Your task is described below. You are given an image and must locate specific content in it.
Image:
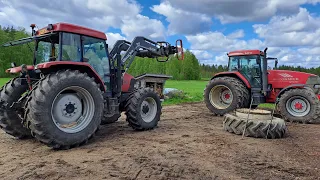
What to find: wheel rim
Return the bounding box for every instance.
[285,96,310,117]
[209,85,233,109]
[140,97,157,123]
[51,86,95,133]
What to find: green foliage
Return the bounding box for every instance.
[0,26,33,77]
[278,65,320,76]
[127,50,201,80]
[200,64,228,79]
[0,78,10,87]
[163,80,207,105]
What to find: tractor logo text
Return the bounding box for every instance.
[278,73,293,78]
[276,73,299,82]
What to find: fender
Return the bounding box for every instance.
[36,61,106,91]
[6,66,34,73]
[276,84,314,100]
[212,71,251,88]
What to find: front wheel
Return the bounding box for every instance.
[26,70,104,149]
[278,89,320,123]
[125,88,161,130]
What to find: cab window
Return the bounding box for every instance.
[82,36,110,83]
[61,33,81,61]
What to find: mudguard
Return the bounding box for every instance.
[212,71,251,88]
[36,61,106,91]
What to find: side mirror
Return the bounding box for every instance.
[176,39,184,60]
[275,60,278,69]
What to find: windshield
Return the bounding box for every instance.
[228,55,259,71]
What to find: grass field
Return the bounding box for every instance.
[0,78,10,87]
[163,80,207,105]
[0,78,274,108]
[163,80,274,108]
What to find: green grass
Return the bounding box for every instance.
[163,80,208,105]
[258,103,275,109]
[163,79,274,108]
[0,78,10,87]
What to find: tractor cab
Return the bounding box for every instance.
[228,50,264,89]
[227,49,279,105]
[3,23,111,88]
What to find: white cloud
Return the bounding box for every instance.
[186,30,264,52]
[105,33,126,48]
[253,8,320,47]
[151,1,212,34]
[227,30,245,39]
[0,0,166,42]
[186,30,265,65]
[165,0,320,24]
[120,14,166,41]
[0,0,142,31]
[298,47,320,55]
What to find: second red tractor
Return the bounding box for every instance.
[204,48,320,123]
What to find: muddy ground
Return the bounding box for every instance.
[0,102,319,180]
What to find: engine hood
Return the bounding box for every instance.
[268,70,320,89]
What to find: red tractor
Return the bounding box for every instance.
[204,48,320,123]
[0,23,183,149]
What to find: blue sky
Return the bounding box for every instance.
[1,0,320,67]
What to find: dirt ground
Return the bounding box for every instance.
[0,102,319,180]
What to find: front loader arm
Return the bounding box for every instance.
[109,36,182,71]
[108,36,183,97]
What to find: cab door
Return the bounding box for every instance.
[239,56,262,89]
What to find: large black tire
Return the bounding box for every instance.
[223,114,286,139]
[101,112,121,125]
[0,78,31,138]
[204,77,250,115]
[277,89,320,123]
[26,70,104,149]
[125,88,161,130]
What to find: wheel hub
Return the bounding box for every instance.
[142,104,150,114]
[140,97,157,123]
[294,102,303,110]
[209,85,233,109]
[51,86,95,133]
[286,96,310,117]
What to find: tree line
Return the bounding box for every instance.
[0,26,34,77]
[1,26,320,79]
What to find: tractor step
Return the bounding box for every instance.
[251,88,266,105]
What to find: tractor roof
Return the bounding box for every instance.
[228,50,263,57]
[36,22,107,40]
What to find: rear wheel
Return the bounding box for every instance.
[0,78,31,139]
[204,77,250,115]
[125,88,161,130]
[278,89,320,123]
[26,70,103,149]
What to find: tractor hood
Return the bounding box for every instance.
[268,70,320,89]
